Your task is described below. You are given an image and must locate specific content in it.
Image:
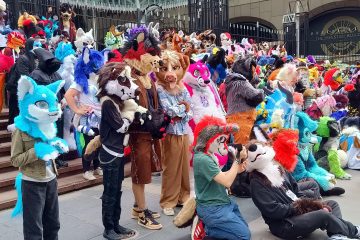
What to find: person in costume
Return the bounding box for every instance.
[192,116,250,240]
[226,57,264,145]
[6,38,36,132]
[347,72,360,117]
[155,50,192,216]
[110,24,165,230]
[64,47,104,180]
[247,141,360,240]
[30,47,68,168]
[11,76,68,240]
[96,62,138,240]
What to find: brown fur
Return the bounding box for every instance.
[293,198,326,215]
[84,135,101,157]
[197,29,217,49]
[173,197,196,228]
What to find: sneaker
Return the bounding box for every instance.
[138,209,162,230]
[94,167,103,176]
[328,234,356,240]
[163,208,175,216]
[83,171,96,180]
[191,215,206,240]
[103,229,123,240]
[132,207,160,219]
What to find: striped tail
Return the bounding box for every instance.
[11,173,23,217]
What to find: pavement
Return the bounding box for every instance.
[0,169,360,240]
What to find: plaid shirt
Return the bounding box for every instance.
[157,86,193,135]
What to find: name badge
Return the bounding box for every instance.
[286,190,299,201]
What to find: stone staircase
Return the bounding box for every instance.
[0,109,107,211]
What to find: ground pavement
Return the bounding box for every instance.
[1,169,359,240]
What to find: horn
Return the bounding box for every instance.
[263,87,274,96]
[277,82,293,104]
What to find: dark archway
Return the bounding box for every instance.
[229,16,279,43]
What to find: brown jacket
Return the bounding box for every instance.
[11,129,58,180]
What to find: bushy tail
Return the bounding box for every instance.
[12,173,23,217]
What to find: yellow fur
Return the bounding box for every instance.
[173,197,196,228]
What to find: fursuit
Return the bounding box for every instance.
[84,62,149,159]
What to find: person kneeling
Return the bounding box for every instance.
[192,116,251,240]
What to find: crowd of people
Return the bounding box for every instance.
[1,1,360,240]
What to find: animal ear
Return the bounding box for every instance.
[102,49,111,62]
[154,22,159,31]
[88,28,93,36]
[250,125,269,143]
[201,54,208,63]
[137,32,145,43]
[47,80,65,95]
[190,58,195,64]
[82,47,90,64]
[76,28,85,39]
[18,76,37,101]
[148,22,153,30]
[132,39,138,51]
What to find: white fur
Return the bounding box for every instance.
[27,104,62,124]
[252,126,268,143]
[42,151,59,162]
[123,134,129,147]
[117,118,130,133]
[74,28,94,53]
[18,76,35,101]
[0,0,6,11]
[38,122,57,140]
[121,99,148,124]
[247,144,285,187]
[50,139,69,153]
[183,72,225,124]
[105,68,139,100]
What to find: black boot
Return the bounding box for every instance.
[103,229,123,240]
[55,158,68,168]
[114,225,136,238]
[321,187,345,196]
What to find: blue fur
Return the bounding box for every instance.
[292,111,333,191]
[34,142,58,159]
[12,173,23,217]
[15,77,64,141]
[330,110,347,121]
[207,63,227,85]
[74,47,104,94]
[55,42,75,62]
[12,77,69,216]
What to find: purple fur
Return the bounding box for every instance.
[129,26,148,39]
[74,48,104,94]
[307,55,316,64]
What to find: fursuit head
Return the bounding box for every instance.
[183,54,225,126]
[74,47,104,95]
[247,139,333,216]
[12,76,69,217]
[119,24,162,89]
[84,62,149,159]
[74,28,95,53]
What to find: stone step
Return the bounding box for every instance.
[0,130,11,143]
[0,162,131,211]
[0,142,11,157]
[0,119,8,131]
[0,158,84,189]
[0,109,9,120]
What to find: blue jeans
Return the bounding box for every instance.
[196,200,251,240]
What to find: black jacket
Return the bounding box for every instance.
[249,170,307,232]
[30,48,62,85]
[6,38,36,93]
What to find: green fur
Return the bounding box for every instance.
[328,149,346,178]
[316,116,335,137]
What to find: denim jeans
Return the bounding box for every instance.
[196,200,251,240]
[99,148,125,231]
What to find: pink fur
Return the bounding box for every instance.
[188,60,211,83]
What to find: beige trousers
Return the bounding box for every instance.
[160,134,190,209]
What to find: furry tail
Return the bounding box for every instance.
[173,197,196,228]
[12,173,23,217]
[84,135,101,157]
